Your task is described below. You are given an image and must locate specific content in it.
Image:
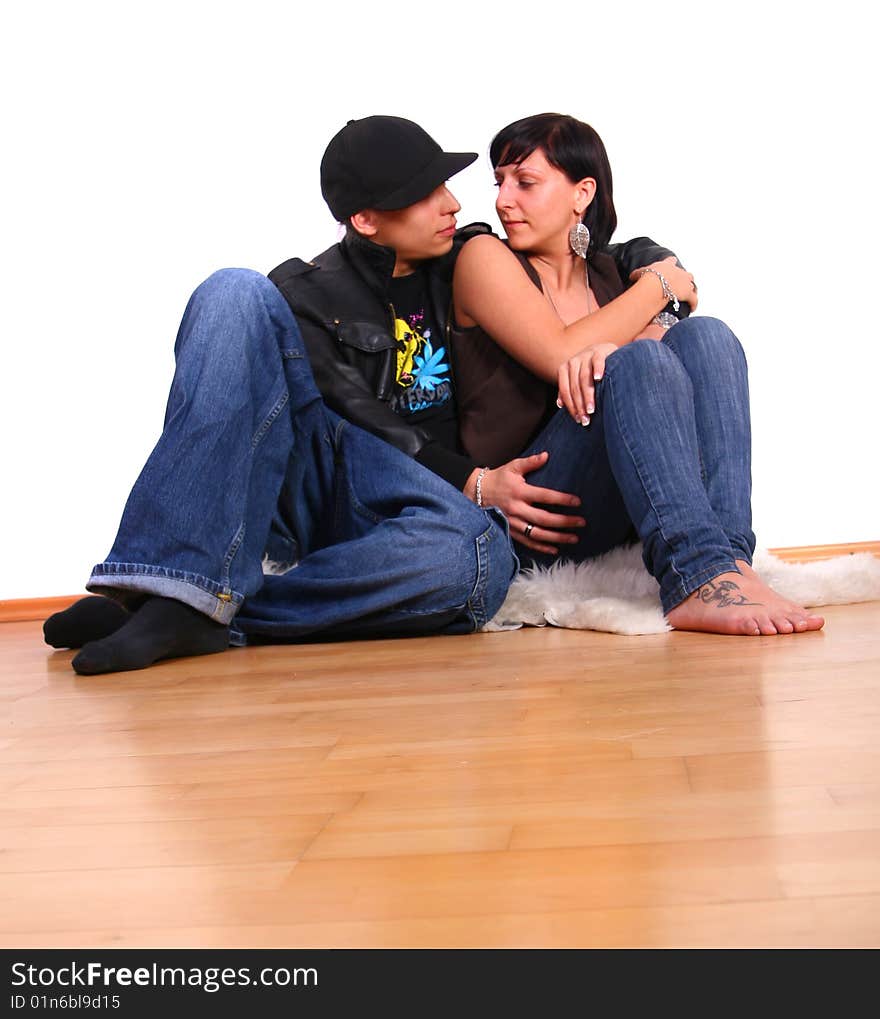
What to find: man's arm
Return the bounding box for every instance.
[606,236,691,320]
[606,236,681,274]
[298,312,477,489]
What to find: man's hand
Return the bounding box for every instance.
[467,452,585,555]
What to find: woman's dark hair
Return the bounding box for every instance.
[489,113,617,255]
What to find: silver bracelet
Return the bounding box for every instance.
[652,311,679,330]
[639,267,680,312]
[475,467,489,508]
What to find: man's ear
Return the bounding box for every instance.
[349,209,379,237]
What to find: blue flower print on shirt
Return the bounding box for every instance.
[412,338,450,392]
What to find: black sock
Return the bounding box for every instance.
[71,596,229,675]
[44,596,131,649]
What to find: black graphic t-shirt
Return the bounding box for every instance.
[387,270,458,452]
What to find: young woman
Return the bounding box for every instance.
[452,112,823,637]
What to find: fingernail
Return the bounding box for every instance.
[593,374,602,382]
[587,403,595,415]
[580,416,590,426]
[556,398,563,408]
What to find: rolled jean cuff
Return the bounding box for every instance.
[728,541,754,566]
[86,562,242,624]
[661,557,740,616]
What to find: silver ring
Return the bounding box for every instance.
[523,523,534,538]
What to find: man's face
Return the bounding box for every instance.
[366,184,461,276]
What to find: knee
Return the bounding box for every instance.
[192,268,279,312]
[606,336,685,381]
[179,268,297,362]
[666,316,746,368]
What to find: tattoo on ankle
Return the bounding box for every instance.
[695,579,761,608]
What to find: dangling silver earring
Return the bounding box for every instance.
[569,220,590,259]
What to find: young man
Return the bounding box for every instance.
[45,118,517,675]
[45,115,674,674]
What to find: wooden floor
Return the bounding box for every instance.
[2,602,879,948]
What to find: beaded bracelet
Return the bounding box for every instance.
[475,467,489,508]
[638,267,680,312]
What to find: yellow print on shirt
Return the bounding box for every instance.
[394,317,425,387]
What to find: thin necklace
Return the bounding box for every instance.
[541,260,592,322]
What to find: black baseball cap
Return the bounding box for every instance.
[320,116,477,221]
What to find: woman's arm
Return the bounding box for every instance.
[453,234,695,383]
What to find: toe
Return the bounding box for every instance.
[754,614,778,636]
[771,614,795,634]
[741,615,763,636]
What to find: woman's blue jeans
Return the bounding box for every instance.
[520,317,756,613]
[87,270,515,643]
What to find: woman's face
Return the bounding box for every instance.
[494,147,594,254]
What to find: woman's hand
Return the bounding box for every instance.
[556,342,617,425]
[632,256,699,311]
[468,453,585,555]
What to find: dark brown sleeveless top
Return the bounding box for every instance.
[451,248,625,467]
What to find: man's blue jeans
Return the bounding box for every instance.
[87,270,515,643]
[521,317,756,613]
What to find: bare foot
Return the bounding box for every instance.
[667,564,825,636]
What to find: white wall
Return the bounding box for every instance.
[3,0,877,599]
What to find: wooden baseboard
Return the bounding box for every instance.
[2,541,878,624]
[0,595,84,624]
[767,540,880,563]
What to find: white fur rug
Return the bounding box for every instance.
[484,545,880,635]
